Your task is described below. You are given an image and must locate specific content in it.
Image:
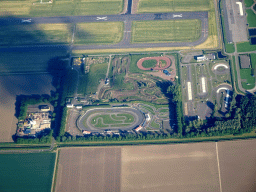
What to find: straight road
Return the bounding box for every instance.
[0,11,208,51]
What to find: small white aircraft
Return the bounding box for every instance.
[96,16,107,21]
[21,19,32,23]
[173,14,182,18]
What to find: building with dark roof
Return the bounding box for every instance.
[239,55,251,69]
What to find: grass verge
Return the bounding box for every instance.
[246,9,256,28]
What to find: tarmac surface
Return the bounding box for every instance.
[0,11,208,51]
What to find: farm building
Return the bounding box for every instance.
[239,55,251,69]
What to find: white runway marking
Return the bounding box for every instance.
[216,142,223,192]
[201,77,206,93]
[213,63,228,70]
[187,82,192,101]
[96,16,107,20]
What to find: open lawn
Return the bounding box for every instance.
[0,0,123,17]
[132,20,202,43]
[137,0,210,13]
[78,62,108,95]
[0,24,71,46]
[246,9,256,28]
[240,69,255,89]
[244,0,255,7]
[237,42,256,52]
[74,22,124,45]
[0,153,56,192]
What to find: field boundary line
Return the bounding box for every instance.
[216,142,223,192]
[51,149,59,192]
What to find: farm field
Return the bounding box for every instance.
[131,20,202,43]
[0,24,71,46]
[0,74,55,142]
[0,0,123,17]
[55,140,256,192]
[137,0,210,13]
[55,147,121,192]
[0,49,68,73]
[75,22,124,45]
[0,153,56,192]
[237,42,256,52]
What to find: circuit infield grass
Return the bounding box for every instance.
[0,0,123,17]
[142,59,157,68]
[0,153,56,192]
[0,24,71,46]
[131,20,202,43]
[75,22,124,45]
[90,113,135,128]
[137,0,210,13]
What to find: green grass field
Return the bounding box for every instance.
[137,0,210,13]
[78,62,108,95]
[237,42,256,52]
[0,24,71,46]
[0,0,123,17]
[132,20,201,43]
[244,0,255,7]
[0,153,56,192]
[142,59,157,68]
[246,9,256,27]
[150,120,161,129]
[240,69,255,89]
[74,22,124,45]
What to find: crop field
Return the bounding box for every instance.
[75,22,124,45]
[0,0,123,17]
[137,0,210,13]
[0,153,56,192]
[0,24,71,46]
[132,20,202,43]
[0,49,68,73]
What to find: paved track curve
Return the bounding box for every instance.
[0,11,208,51]
[78,107,145,132]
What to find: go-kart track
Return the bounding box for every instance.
[0,11,208,51]
[78,107,145,132]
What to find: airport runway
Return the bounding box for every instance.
[0,11,208,51]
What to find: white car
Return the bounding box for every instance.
[21,19,32,23]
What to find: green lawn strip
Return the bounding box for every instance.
[237,42,256,52]
[244,0,255,7]
[111,114,126,120]
[79,62,108,95]
[132,20,202,43]
[0,0,123,17]
[137,0,210,13]
[181,66,188,80]
[133,100,168,109]
[116,113,135,123]
[150,120,161,129]
[251,54,256,69]
[142,59,157,68]
[57,133,256,146]
[0,153,56,192]
[158,108,169,113]
[74,22,124,45]
[241,82,255,89]
[129,53,162,73]
[246,9,256,27]
[231,56,244,94]
[0,24,71,46]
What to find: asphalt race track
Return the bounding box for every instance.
[0,12,208,51]
[78,107,145,132]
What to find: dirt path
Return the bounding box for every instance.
[131,0,140,14]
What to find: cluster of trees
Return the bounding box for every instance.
[16,130,53,144]
[56,107,68,141]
